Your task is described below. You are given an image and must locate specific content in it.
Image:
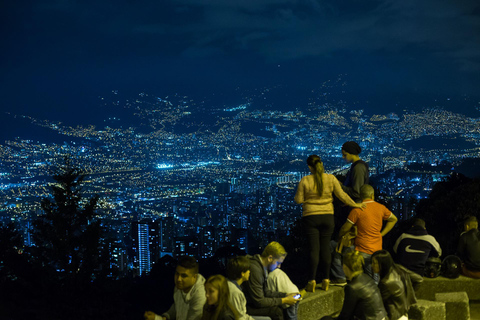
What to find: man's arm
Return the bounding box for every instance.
[342,163,367,201]
[245,265,283,308]
[186,286,206,320]
[160,303,176,320]
[381,213,397,237]
[339,221,354,239]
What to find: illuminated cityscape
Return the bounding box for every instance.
[1,83,479,277]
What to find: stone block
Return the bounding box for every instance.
[408,299,446,320]
[435,292,470,320]
[298,287,344,320]
[416,276,480,300]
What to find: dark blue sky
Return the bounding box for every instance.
[1,0,479,122]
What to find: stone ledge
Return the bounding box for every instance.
[409,299,446,320]
[298,287,344,320]
[435,292,470,320]
[416,275,480,300]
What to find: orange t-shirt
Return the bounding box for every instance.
[347,200,392,254]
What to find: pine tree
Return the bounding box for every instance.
[32,165,101,281]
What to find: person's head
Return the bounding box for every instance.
[261,241,287,272]
[306,155,325,195]
[464,216,478,232]
[371,250,395,279]
[204,274,229,306]
[226,256,251,283]
[341,141,361,163]
[175,256,199,293]
[342,251,364,280]
[412,218,426,229]
[360,184,374,200]
[203,274,237,320]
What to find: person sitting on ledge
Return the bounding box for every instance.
[393,218,442,276]
[321,251,387,320]
[226,255,263,320]
[144,256,206,320]
[457,216,480,279]
[202,274,239,320]
[243,241,300,320]
[372,250,422,320]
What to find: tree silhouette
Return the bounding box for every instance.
[32,165,101,282]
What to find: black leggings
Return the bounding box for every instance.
[302,214,334,281]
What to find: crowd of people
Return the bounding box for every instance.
[145,141,480,320]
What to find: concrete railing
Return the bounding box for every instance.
[298,275,480,320]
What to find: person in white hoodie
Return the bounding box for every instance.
[145,256,206,320]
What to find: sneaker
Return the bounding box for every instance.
[330,279,347,287]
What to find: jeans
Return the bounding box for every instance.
[284,302,299,320]
[330,242,378,284]
[329,240,354,281]
[359,251,379,284]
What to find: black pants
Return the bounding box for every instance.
[302,214,334,281]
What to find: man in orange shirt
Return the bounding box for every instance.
[337,184,397,282]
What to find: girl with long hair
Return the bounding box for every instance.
[202,275,239,320]
[371,250,422,320]
[295,155,365,292]
[321,251,387,320]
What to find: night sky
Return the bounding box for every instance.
[1,0,479,122]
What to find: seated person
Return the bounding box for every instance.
[144,256,206,320]
[372,250,423,320]
[267,268,304,320]
[243,241,300,320]
[226,256,257,320]
[202,274,238,320]
[457,216,480,278]
[393,218,442,276]
[321,251,387,320]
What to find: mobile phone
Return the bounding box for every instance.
[294,294,301,299]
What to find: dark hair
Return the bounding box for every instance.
[371,250,395,279]
[202,275,238,320]
[306,155,324,196]
[178,256,199,274]
[227,256,250,280]
[412,218,426,228]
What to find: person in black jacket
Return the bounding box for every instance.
[393,218,442,276]
[341,141,369,203]
[243,242,299,320]
[372,250,422,320]
[457,216,480,278]
[321,251,387,320]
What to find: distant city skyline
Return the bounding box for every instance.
[1,0,480,122]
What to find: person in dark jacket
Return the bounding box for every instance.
[457,216,480,278]
[341,141,369,203]
[372,250,422,320]
[393,218,442,276]
[321,251,387,320]
[243,242,299,320]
